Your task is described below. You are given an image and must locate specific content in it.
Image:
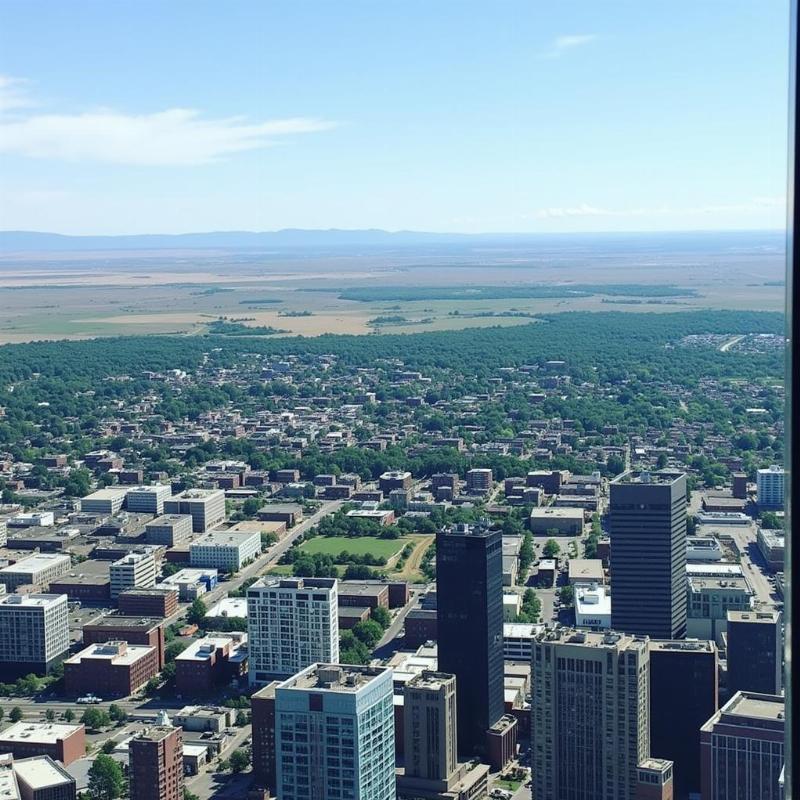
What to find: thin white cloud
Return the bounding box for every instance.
[0,75,36,113]
[541,34,597,59]
[534,197,786,220]
[535,203,612,219]
[0,75,337,166]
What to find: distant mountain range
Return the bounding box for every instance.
[0,227,783,252]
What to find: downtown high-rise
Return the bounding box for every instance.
[247,576,339,684]
[436,523,504,758]
[531,629,650,800]
[274,664,395,800]
[610,471,687,639]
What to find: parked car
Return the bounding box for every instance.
[76,695,102,704]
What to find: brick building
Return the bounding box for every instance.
[0,723,85,766]
[129,726,184,800]
[117,587,179,618]
[82,617,166,668]
[175,633,248,694]
[64,641,159,697]
[251,682,278,793]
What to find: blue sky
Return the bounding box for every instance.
[0,0,790,234]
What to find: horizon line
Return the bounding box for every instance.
[0,226,787,238]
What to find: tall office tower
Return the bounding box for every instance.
[756,465,784,508]
[251,681,279,794]
[610,471,688,639]
[404,671,458,782]
[634,759,674,800]
[648,640,718,799]
[726,609,782,696]
[531,629,650,800]
[275,664,395,800]
[0,594,70,677]
[436,523,504,757]
[700,692,784,800]
[247,577,339,685]
[129,726,184,800]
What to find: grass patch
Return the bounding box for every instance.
[265,564,294,576]
[495,778,523,792]
[299,535,409,560]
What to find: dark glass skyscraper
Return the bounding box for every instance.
[436,523,504,757]
[649,639,718,798]
[610,471,688,639]
[726,609,782,696]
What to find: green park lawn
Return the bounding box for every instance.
[299,535,409,560]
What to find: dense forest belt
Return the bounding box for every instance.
[335,284,700,302]
[0,310,782,385]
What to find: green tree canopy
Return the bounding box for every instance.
[87,754,126,800]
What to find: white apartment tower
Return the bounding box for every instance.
[275,664,396,800]
[0,593,70,675]
[756,465,785,508]
[247,577,339,685]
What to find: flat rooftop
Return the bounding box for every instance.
[0,594,65,610]
[687,563,743,577]
[147,514,192,526]
[82,488,128,500]
[503,623,542,638]
[0,764,18,799]
[0,722,82,745]
[407,671,453,691]
[725,692,785,722]
[205,597,247,617]
[338,583,387,597]
[192,532,258,545]
[65,641,154,666]
[575,585,612,615]
[0,553,70,571]
[118,587,175,597]
[133,726,177,743]
[50,574,109,586]
[13,757,73,790]
[612,470,685,485]
[281,664,390,693]
[649,639,716,654]
[688,575,751,592]
[172,489,224,500]
[530,506,584,518]
[84,615,161,630]
[251,576,336,591]
[536,628,643,651]
[727,610,780,624]
[176,636,245,662]
[175,705,229,718]
[569,559,604,581]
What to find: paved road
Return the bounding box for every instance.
[161,499,345,627]
[185,721,253,799]
[373,586,427,657]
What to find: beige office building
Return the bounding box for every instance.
[110,549,157,600]
[405,671,458,781]
[398,670,489,800]
[0,553,71,591]
[532,629,650,800]
[163,489,225,533]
